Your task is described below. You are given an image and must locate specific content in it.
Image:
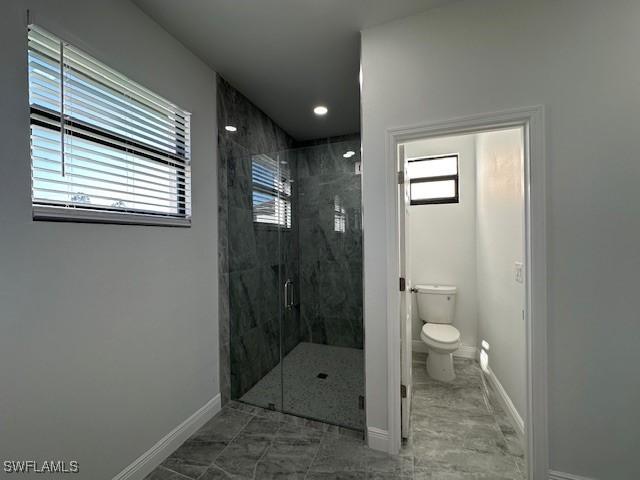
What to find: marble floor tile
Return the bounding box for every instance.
[309,434,367,473]
[143,466,192,480]
[306,472,366,480]
[363,446,414,477]
[213,415,283,477]
[144,358,525,480]
[408,358,525,480]
[366,472,412,480]
[197,465,236,480]
[161,407,254,478]
[252,423,324,479]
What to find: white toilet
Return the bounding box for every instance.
[415,284,460,382]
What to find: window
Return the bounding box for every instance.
[28,25,191,226]
[252,154,291,228]
[334,195,346,233]
[407,154,459,205]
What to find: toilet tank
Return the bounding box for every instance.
[415,285,457,324]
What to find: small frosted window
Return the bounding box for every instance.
[407,154,458,205]
[407,156,457,179]
[411,180,456,201]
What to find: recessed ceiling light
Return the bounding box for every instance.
[225,125,237,132]
[343,151,355,158]
[313,105,328,116]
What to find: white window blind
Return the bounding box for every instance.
[252,154,291,228]
[28,25,192,225]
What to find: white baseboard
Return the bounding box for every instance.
[549,470,597,480]
[367,427,391,453]
[412,340,477,359]
[484,366,524,438]
[113,394,221,480]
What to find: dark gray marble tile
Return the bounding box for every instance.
[197,465,236,480]
[253,423,323,479]
[407,359,525,479]
[224,400,261,415]
[413,469,522,480]
[412,384,487,413]
[363,447,413,477]
[306,472,365,480]
[160,407,253,478]
[144,466,191,480]
[213,415,283,477]
[309,435,367,473]
[325,425,365,440]
[412,446,521,475]
[366,473,412,480]
[219,340,230,406]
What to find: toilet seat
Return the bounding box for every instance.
[421,323,460,345]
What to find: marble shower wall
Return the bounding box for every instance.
[218,74,363,405]
[295,136,364,349]
[217,76,297,403]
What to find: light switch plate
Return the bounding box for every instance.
[514,262,524,284]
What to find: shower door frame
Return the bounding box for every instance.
[382,106,548,480]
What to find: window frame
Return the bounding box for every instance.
[408,154,459,206]
[28,25,191,227]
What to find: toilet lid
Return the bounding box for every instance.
[422,324,460,344]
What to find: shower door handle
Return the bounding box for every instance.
[284,279,294,310]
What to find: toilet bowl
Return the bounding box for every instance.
[415,284,460,382]
[421,323,460,382]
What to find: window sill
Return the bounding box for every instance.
[32,205,191,227]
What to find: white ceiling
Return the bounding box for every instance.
[132,0,453,140]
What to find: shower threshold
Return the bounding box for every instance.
[239,342,365,431]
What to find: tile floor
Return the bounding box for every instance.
[405,353,526,479]
[240,342,365,431]
[146,354,525,480]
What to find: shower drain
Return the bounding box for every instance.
[316,373,328,379]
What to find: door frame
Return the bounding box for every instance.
[384,106,548,480]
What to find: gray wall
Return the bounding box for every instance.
[476,129,526,420]
[0,0,219,479]
[361,0,640,477]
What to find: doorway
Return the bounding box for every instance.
[401,127,526,479]
[385,107,548,480]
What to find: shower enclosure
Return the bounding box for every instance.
[225,138,364,431]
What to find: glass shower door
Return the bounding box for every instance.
[229,138,364,432]
[280,140,365,431]
[228,146,283,412]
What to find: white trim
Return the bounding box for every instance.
[549,471,598,480]
[485,366,525,438]
[411,340,477,359]
[112,394,221,480]
[366,427,391,452]
[383,106,548,480]
[33,205,191,227]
